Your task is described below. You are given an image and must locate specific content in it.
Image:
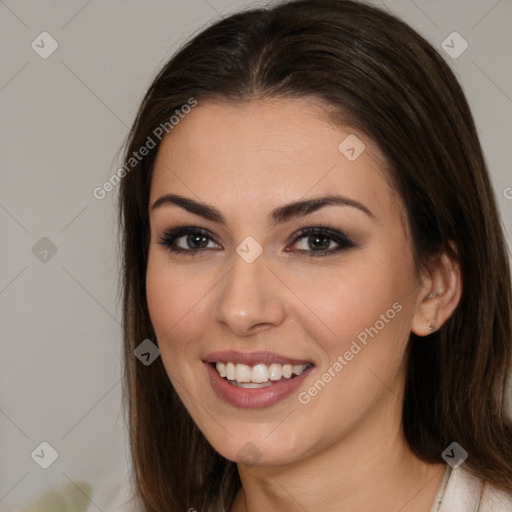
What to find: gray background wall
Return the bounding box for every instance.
[1,0,511,510]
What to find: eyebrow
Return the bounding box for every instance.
[150,193,375,225]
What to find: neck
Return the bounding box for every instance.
[231,391,445,512]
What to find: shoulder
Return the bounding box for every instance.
[481,479,512,512]
[439,466,512,512]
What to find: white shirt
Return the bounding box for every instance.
[429,465,512,511]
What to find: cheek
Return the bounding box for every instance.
[145,255,203,352]
[291,275,412,439]
[299,259,413,357]
[145,258,202,411]
[146,257,177,338]
[145,252,223,382]
[293,252,417,425]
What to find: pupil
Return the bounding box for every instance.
[188,234,208,248]
[309,235,329,250]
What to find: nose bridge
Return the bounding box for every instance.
[214,249,285,335]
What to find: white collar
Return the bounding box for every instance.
[431,465,512,512]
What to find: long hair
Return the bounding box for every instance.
[116,1,512,510]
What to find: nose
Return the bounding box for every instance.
[214,252,286,336]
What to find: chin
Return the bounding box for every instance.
[201,422,310,467]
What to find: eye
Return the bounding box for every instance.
[158,227,220,256]
[287,227,355,257]
[158,225,355,258]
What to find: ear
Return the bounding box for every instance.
[411,242,462,337]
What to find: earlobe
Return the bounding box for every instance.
[411,245,462,337]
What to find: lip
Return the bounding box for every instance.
[203,350,313,367]
[204,360,314,409]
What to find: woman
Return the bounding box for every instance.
[117,0,512,510]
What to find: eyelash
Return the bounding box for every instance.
[157,225,356,258]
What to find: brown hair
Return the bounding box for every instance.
[116,0,512,510]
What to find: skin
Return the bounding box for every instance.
[146,98,462,512]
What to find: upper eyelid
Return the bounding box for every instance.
[159,225,345,240]
[159,227,220,246]
[158,225,354,251]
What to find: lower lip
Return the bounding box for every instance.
[204,362,314,409]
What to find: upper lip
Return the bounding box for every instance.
[203,350,313,367]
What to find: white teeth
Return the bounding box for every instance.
[235,364,251,382]
[251,363,269,383]
[232,381,273,388]
[216,362,226,378]
[292,364,303,375]
[215,361,310,384]
[282,364,292,378]
[269,363,282,381]
[226,362,236,381]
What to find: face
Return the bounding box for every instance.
[146,98,423,467]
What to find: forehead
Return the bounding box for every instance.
[149,98,400,223]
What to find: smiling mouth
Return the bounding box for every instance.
[212,361,313,388]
